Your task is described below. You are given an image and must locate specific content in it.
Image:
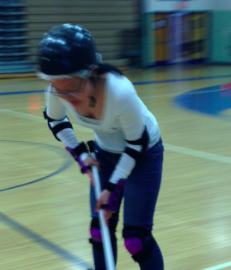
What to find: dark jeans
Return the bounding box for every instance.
[90,138,164,231]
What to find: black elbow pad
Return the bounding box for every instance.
[43,109,73,141]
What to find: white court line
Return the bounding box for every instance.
[0,109,93,133]
[2,109,231,165]
[3,109,231,270]
[164,143,231,164]
[201,261,231,270]
[1,109,44,122]
[0,107,29,112]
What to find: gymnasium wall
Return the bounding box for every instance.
[141,1,213,67]
[213,0,231,10]
[209,0,231,64]
[142,12,210,67]
[24,0,141,67]
[141,0,231,66]
[210,10,231,64]
[210,0,231,64]
[142,0,214,13]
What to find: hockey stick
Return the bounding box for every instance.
[87,141,115,270]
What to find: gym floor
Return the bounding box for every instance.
[0,64,231,270]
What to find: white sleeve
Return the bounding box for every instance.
[108,85,148,185]
[45,85,79,148]
[46,84,67,119]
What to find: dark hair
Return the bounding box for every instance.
[95,63,123,76]
[89,63,123,87]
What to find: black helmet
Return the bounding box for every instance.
[37,24,99,78]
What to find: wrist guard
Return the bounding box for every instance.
[105,179,126,212]
[66,142,90,174]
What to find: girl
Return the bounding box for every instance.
[37,24,164,270]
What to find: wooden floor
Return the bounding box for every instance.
[0,65,231,270]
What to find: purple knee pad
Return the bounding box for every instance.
[124,237,143,255]
[90,228,102,243]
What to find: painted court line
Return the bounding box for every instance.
[0,107,28,111]
[2,101,231,269]
[0,73,230,97]
[0,109,93,133]
[2,109,231,165]
[0,140,73,192]
[0,212,92,269]
[201,261,231,270]
[164,144,231,165]
[141,87,221,99]
[1,109,45,122]
[132,74,231,85]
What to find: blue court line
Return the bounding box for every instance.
[132,74,231,85]
[0,90,44,95]
[0,74,231,96]
[0,140,73,192]
[0,140,92,268]
[0,211,92,269]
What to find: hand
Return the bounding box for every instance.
[96,189,114,226]
[83,155,100,186]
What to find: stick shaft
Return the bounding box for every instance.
[91,156,115,270]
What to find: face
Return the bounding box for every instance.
[51,77,92,107]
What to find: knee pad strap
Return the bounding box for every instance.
[123,225,156,263]
[132,236,155,263]
[89,218,117,249]
[89,218,103,250]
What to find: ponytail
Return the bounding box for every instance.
[95,63,123,76]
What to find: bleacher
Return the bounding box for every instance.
[0,0,141,76]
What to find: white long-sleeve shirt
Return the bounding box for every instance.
[45,72,161,185]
